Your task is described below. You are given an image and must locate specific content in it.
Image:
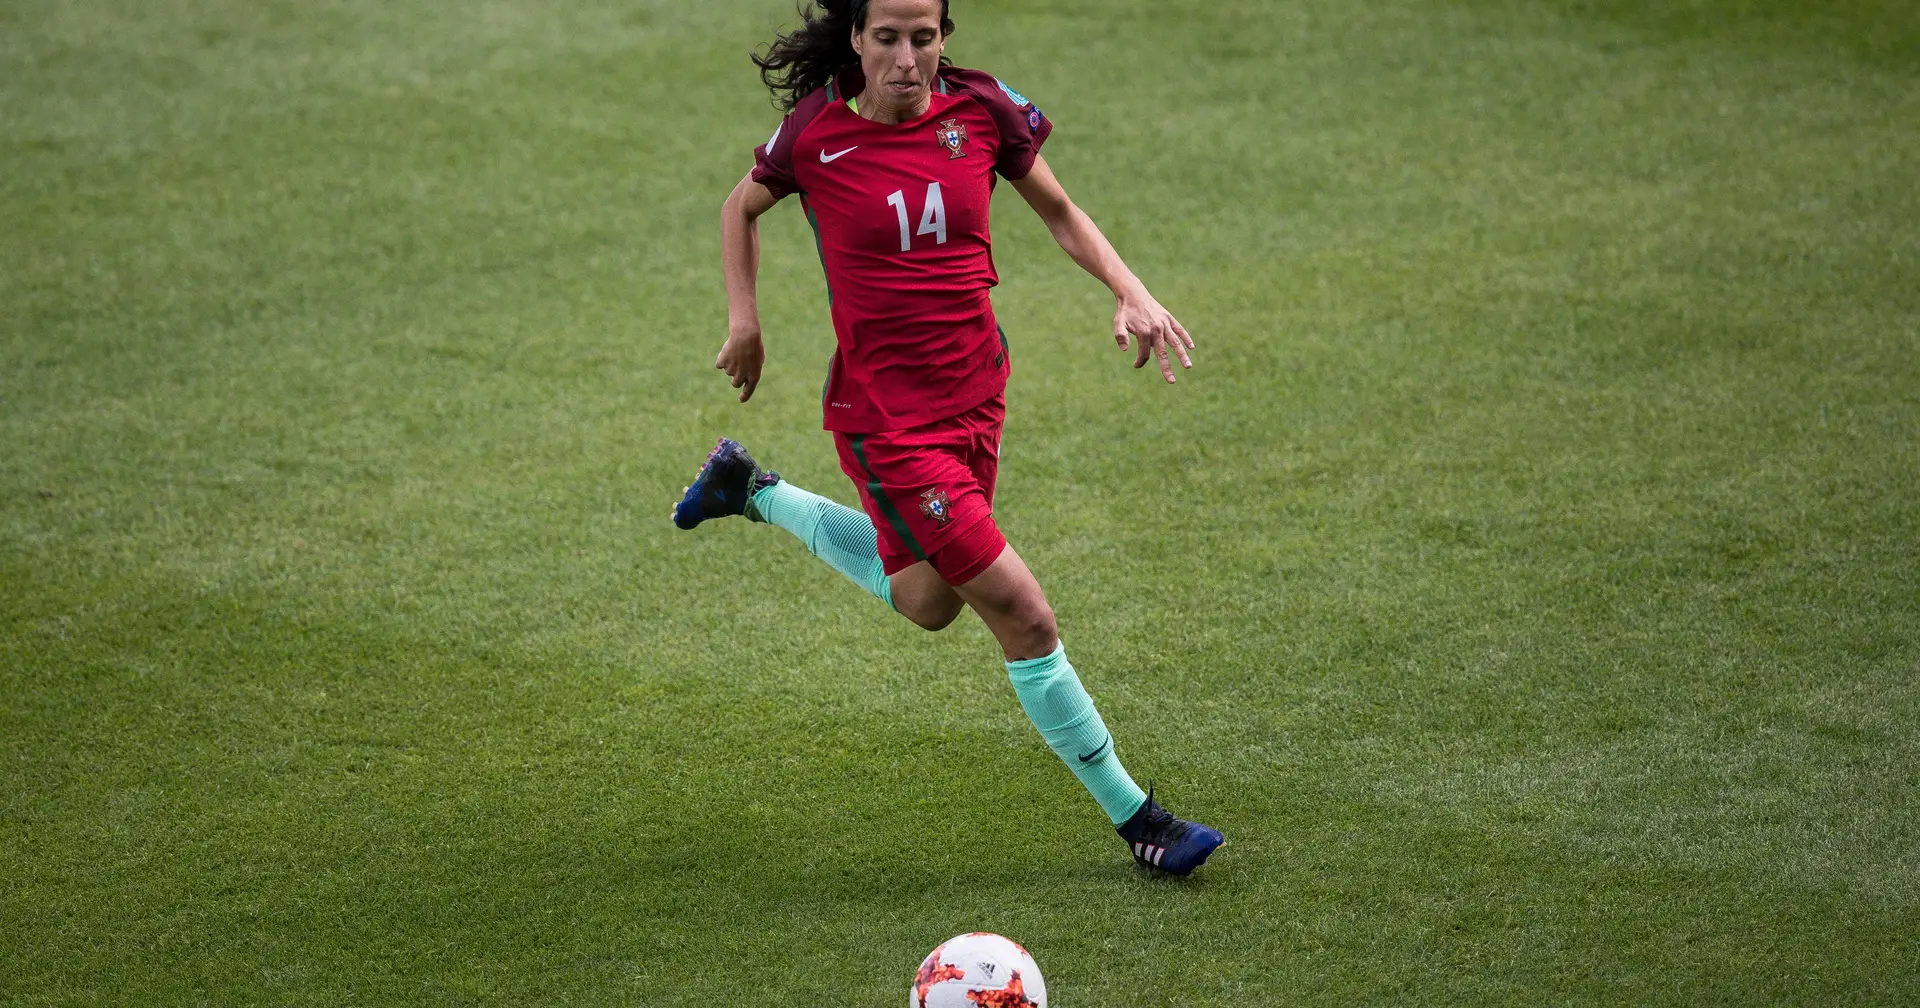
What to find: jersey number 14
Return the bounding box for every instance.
[886,183,948,252]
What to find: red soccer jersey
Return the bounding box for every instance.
[753,65,1053,433]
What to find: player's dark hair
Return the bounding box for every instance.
[754,0,955,111]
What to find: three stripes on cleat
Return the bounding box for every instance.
[1131,842,1167,868]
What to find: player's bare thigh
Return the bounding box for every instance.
[951,546,1058,662]
[895,546,1056,662]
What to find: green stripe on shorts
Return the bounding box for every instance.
[849,435,927,562]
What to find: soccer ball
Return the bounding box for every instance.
[910,932,1047,1008]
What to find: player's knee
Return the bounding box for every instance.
[1013,603,1057,654]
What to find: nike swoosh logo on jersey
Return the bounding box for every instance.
[1077,736,1112,763]
[819,146,859,163]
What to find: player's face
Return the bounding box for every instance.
[852,0,946,113]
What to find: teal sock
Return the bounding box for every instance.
[750,480,893,607]
[1006,644,1148,825]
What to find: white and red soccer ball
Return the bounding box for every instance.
[911,933,1047,1008]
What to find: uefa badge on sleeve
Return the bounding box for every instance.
[919,487,955,527]
[936,118,969,159]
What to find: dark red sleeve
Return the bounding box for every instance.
[751,89,833,199]
[940,67,1053,180]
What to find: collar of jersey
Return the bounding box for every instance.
[834,90,954,129]
[828,66,955,126]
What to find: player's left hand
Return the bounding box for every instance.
[1114,292,1195,384]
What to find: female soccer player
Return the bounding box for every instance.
[675,0,1223,875]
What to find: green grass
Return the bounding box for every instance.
[4,0,1916,1003]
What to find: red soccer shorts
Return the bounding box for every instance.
[833,395,1009,586]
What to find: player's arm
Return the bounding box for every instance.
[718,173,782,403]
[1010,155,1194,384]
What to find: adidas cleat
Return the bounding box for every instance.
[671,438,778,530]
[1116,785,1224,876]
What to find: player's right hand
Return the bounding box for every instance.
[715,326,765,403]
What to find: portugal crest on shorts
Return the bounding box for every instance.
[935,118,968,159]
[919,487,955,527]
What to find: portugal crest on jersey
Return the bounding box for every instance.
[936,118,969,159]
[919,487,955,527]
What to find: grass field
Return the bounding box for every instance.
[4,0,1918,1003]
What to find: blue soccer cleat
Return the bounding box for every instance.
[1116,785,1224,876]
[672,438,778,530]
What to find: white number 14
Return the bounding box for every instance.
[887,183,947,252]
